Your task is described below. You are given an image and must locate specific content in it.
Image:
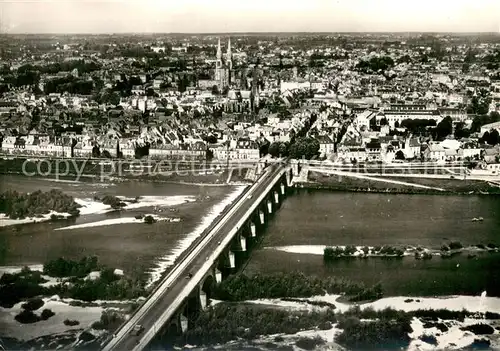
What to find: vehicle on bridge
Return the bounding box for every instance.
[186,272,193,279]
[130,324,144,336]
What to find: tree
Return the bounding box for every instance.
[461,62,470,73]
[395,150,405,160]
[268,142,281,158]
[206,149,214,161]
[471,115,490,133]
[211,85,219,95]
[471,112,500,133]
[434,117,453,140]
[259,141,270,157]
[178,75,190,93]
[487,130,500,145]
[356,56,395,74]
[92,145,101,158]
[278,142,289,157]
[401,119,436,135]
[106,91,121,106]
[471,89,492,116]
[480,131,490,144]
[289,138,320,160]
[454,122,470,139]
[490,111,500,123]
[206,135,217,144]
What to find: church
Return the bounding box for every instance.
[215,38,232,91]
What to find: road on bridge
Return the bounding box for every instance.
[102,163,286,351]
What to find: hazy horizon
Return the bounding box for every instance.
[1,0,499,34]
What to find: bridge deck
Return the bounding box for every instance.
[102,164,287,351]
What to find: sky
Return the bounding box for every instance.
[0,0,499,34]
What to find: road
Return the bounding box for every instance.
[103,163,286,351]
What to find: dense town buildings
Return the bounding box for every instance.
[0,33,499,169]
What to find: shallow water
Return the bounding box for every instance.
[0,175,236,278]
[245,189,500,297]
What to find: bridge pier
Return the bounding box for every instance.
[274,191,279,204]
[259,210,265,224]
[199,291,207,310]
[228,251,235,269]
[215,268,222,283]
[267,200,273,214]
[250,222,256,237]
[280,183,285,195]
[180,314,188,334]
[240,236,247,251]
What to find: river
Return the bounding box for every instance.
[0,174,241,285]
[245,189,500,297]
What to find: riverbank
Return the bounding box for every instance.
[0,157,255,184]
[5,293,500,351]
[300,171,500,195]
[0,259,142,350]
[160,294,500,351]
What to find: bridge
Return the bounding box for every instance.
[101,161,294,351]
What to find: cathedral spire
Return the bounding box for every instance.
[216,38,222,61]
[226,38,232,70]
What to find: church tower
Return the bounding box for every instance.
[214,37,232,91]
[251,66,260,114]
[216,38,222,68]
[226,38,232,70]
[226,38,232,87]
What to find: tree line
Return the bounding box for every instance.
[212,271,383,303]
[0,189,81,220]
[0,256,146,308]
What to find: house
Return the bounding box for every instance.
[423,143,446,162]
[317,135,335,157]
[214,138,260,160]
[338,146,367,163]
[483,147,500,163]
[131,85,146,95]
[355,110,379,131]
[438,108,467,122]
[365,139,382,161]
[445,149,459,161]
[458,147,481,160]
[153,79,163,89]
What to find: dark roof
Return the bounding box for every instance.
[366,140,382,149]
[0,101,17,108]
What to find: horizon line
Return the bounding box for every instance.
[2,30,500,36]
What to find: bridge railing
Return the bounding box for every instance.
[100,166,272,349]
